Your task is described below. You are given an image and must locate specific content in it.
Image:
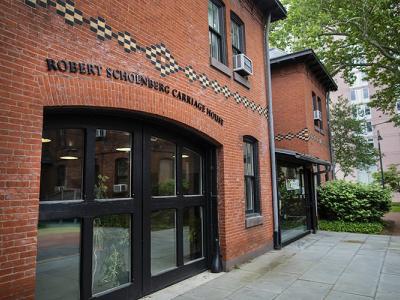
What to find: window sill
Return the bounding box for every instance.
[245,214,263,228]
[314,127,325,135]
[210,57,232,78]
[233,72,250,89]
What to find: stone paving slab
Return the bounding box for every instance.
[142,231,400,300]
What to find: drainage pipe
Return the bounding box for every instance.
[264,13,281,249]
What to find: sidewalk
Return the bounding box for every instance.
[143,231,400,300]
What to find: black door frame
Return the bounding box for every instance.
[38,108,217,300]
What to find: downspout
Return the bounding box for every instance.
[326,91,334,179]
[264,13,281,249]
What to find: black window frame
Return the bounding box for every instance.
[230,12,245,57]
[243,136,260,216]
[208,0,227,65]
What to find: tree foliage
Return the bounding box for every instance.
[330,97,378,176]
[372,164,400,192]
[270,0,400,125]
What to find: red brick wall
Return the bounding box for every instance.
[0,0,273,298]
[271,62,331,161]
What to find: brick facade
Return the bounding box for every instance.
[0,0,281,298]
[271,62,331,162]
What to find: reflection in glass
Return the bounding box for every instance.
[277,164,308,242]
[92,214,131,295]
[40,129,84,201]
[151,210,176,275]
[150,137,176,196]
[244,142,255,212]
[182,148,202,195]
[36,219,80,300]
[183,207,203,263]
[95,130,131,199]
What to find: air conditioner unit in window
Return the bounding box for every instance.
[113,184,128,193]
[313,110,322,120]
[233,54,253,76]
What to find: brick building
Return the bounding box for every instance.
[270,48,337,244]
[0,0,286,299]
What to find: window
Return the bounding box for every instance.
[208,0,226,64]
[397,101,400,113]
[231,13,244,57]
[350,89,356,101]
[365,105,371,117]
[243,137,259,215]
[363,87,369,99]
[312,93,323,131]
[366,121,373,133]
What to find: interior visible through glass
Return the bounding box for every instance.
[35,219,80,300]
[182,148,202,195]
[92,214,131,295]
[183,207,203,263]
[151,209,176,275]
[150,137,176,196]
[40,129,84,201]
[277,164,308,242]
[95,130,131,199]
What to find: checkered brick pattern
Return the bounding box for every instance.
[25,0,50,8]
[275,128,310,142]
[242,97,250,108]
[256,105,264,115]
[221,86,230,98]
[55,0,83,26]
[233,92,242,104]
[117,31,138,53]
[90,17,112,40]
[145,44,180,77]
[210,80,221,94]
[184,66,197,82]
[197,74,210,88]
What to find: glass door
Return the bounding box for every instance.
[277,163,309,243]
[142,130,208,294]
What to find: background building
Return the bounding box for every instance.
[331,70,400,200]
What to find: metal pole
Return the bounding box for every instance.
[264,14,281,249]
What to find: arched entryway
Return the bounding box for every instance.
[36,108,217,300]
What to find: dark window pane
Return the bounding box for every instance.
[183,207,203,263]
[40,129,84,201]
[231,19,242,53]
[243,142,254,176]
[182,148,202,195]
[151,209,176,275]
[36,219,80,300]
[208,1,220,33]
[92,214,131,295]
[95,130,131,199]
[210,32,221,62]
[151,137,176,196]
[245,176,255,211]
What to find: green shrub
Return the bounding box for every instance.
[318,180,391,222]
[319,220,384,234]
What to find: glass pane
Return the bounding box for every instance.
[243,142,254,176]
[363,87,369,99]
[210,32,221,62]
[245,176,254,211]
[182,148,202,195]
[208,1,213,28]
[36,219,80,300]
[151,209,176,275]
[183,207,203,263]
[151,137,176,196]
[231,21,240,50]
[212,2,220,33]
[95,130,131,199]
[92,214,131,295]
[40,129,84,201]
[277,165,308,242]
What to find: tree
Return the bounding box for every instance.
[270,0,400,125]
[372,164,400,192]
[330,97,378,177]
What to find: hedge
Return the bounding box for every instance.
[318,180,391,222]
